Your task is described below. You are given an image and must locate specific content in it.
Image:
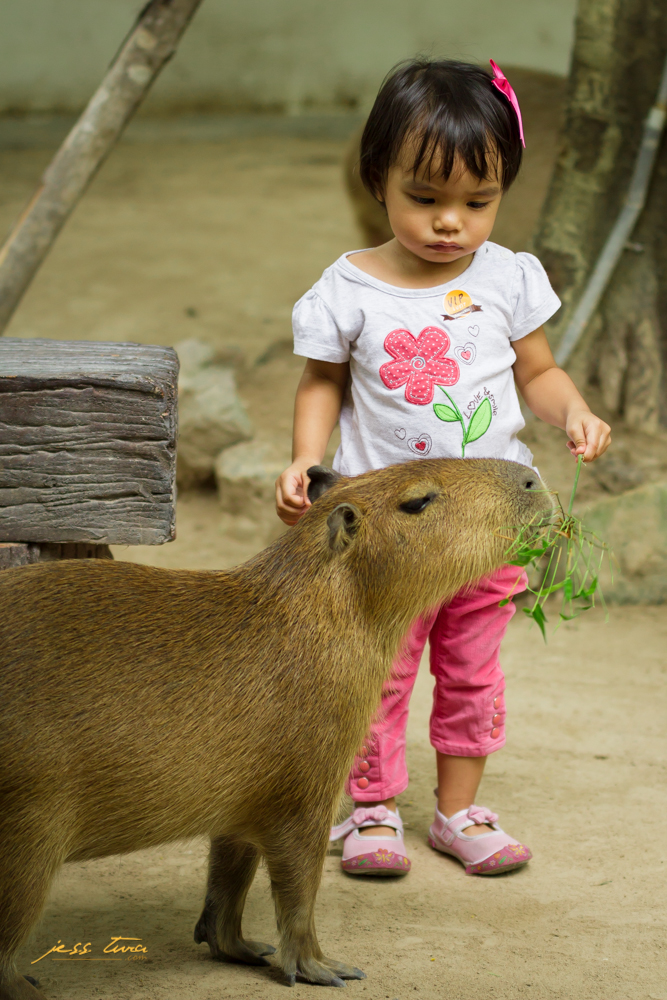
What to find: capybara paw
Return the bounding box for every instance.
[217,938,275,966]
[0,974,47,1000]
[322,958,366,980]
[291,956,349,987]
[245,939,276,957]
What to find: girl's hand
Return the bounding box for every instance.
[275,460,314,526]
[565,409,611,462]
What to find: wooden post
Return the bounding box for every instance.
[0,0,204,335]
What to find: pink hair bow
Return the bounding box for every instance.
[489,59,525,148]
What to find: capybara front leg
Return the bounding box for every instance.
[194,835,276,966]
[264,830,365,987]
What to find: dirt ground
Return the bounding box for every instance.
[2,72,667,999]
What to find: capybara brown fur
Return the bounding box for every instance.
[0,458,549,997]
[343,127,393,248]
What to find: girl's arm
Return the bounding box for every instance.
[275,358,349,525]
[513,327,611,462]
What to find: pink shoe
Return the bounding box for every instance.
[330,805,411,876]
[428,804,532,875]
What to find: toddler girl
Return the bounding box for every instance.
[275,59,610,877]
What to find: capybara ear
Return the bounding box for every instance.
[327,503,361,552]
[307,465,342,503]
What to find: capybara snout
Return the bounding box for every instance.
[0,457,547,998]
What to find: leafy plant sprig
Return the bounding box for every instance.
[500,455,611,640]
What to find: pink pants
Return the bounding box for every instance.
[347,565,527,802]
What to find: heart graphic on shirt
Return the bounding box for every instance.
[394,427,406,440]
[468,324,480,337]
[408,433,432,456]
[455,342,477,365]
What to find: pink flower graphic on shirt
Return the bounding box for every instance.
[379,326,460,405]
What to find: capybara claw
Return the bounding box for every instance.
[342,967,365,980]
[217,938,275,966]
[249,939,276,956]
[294,957,350,987]
[286,973,296,987]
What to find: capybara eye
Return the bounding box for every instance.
[399,493,437,514]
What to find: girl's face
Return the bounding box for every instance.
[381,147,503,265]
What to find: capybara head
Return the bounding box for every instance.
[301,458,550,625]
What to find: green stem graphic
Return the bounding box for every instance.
[439,389,467,457]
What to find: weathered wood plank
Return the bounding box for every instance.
[0,338,178,545]
[0,542,37,569]
[0,541,112,569]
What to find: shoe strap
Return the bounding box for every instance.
[330,805,403,841]
[440,805,500,844]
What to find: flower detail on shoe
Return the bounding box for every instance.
[342,849,411,874]
[428,803,532,876]
[466,843,532,875]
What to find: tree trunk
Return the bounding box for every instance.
[533,0,667,433]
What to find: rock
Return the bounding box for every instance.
[215,441,290,520]
[582,481,667,603]
[174,337,217,379]
[175,339,253,489]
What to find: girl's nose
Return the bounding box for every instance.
[433,211,462,234]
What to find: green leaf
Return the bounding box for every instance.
[433,403,460,422]
[498,597,511,607]
[523,603,548,641]
[505,544,550,567]
[574,578,598,599]
[464,397,492,444]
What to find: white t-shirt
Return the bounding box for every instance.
[292,241,560,476]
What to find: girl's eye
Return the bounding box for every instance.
[468,201,490,209]
[411,196,435,205]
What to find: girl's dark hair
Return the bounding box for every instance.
[359,58,523,199]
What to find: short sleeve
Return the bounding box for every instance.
[509,252,561,341]
[292,289,352,363]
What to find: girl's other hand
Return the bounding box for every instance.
[565,409,611,462]
[275,460,314,526]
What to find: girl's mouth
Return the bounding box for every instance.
[427,242,463,252]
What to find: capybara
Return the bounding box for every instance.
[0,458,549,997]
[343,127,393,248]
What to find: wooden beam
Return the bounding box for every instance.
[0,0,204,335]
[0,338,178,545]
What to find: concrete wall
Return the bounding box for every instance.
[0,0,577,115]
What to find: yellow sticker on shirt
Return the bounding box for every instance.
[442,290,482,321]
